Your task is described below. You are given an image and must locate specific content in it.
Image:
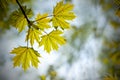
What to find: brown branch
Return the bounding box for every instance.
[16,0,32,47]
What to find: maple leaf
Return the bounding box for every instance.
[11,46,41,71]
[9,6,33,32]
[39,30,66,53]
[52,0,76,29]
[26,28,41,46]
[35,13,50,30]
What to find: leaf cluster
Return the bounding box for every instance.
[9,0,75,70]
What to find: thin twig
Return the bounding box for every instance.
[16,0,31,47]
[27,27,31,48]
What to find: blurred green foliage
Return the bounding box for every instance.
[69,21,95,50]
[39,65,64,80]
[103,74,118,80]
[100,39,120,78]
[99,0,120,79]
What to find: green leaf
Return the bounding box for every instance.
[9,6,33,32]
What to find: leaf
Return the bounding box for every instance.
[26,28,41,46]
[114,0,120,5]
[103,75,118,80]
[11,46,41,71]
[9,6,33,32]
[52,0,76,29]
[110,20,120,29]
[49,71,57,77]
[40,75,46,80]
[111,52,120,65]
[35,13,50,30]
[116,9,120,17]
[39,30,66,53]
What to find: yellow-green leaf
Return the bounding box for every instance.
[114,0,120,5]
[49,71,57,77]
[40,75,46,80]
[103,75,118,80]
[52,1,76,29]
[26,28,41,46]
[9,6,33,32]
[111,52,120,65]
[116,9,120,17]
[39,30,66,53]
[11,46,41,71]
[110,20,120,29]
[36,13,50,30]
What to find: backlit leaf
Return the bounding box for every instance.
[35,13,50,30]
[9,6,33,32]
[52,0,76,29]
[11,46,41,71]
[26,28,41,46]
[39,30,66,53]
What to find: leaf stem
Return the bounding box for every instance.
[32,15,53,23]
[16,0,31,26]
[27,27,31,48]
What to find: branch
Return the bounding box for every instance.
[16,0,30,24]
[16,0,32,47]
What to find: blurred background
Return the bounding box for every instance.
[0,0,120,80]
